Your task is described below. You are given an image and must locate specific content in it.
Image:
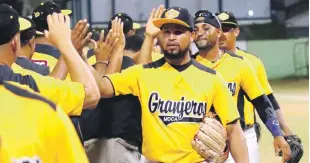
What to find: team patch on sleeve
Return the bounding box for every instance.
[31,60,48,66]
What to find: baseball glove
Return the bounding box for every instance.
[279,135,303,163]
[192,115,229,163]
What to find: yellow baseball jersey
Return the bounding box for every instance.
[32,44,59,71]
[194,52,264,128]
[235,49,273,124]
[87,55,97,65]
[107,58,239,163]
[6,64,85,116]
[32,45,95,81]
[0,81,88,163]
[236,48,273,94]
[151,52,164,62]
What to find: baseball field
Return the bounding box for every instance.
[258,78,308,163]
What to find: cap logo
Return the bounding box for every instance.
[165,9,180,19]
[118,13,122,16]
[196,17,205,22]
[218,13,229,21]
[34,12,40,18]
[40,3,44,5]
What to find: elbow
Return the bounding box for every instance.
[227,122,246,141]
[83,86,100,109]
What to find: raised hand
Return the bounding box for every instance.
[44,13,72,48]
[71,19,92,54]
[111,17,125,50]
[145,5,165,38]
[95,29,118,62]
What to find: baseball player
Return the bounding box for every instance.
[0,80,88,163]
[91,7,248,162]
[0,4,99,114]
[216,11,294,137]
[191,10,291,162]
[31,1,73,70]
[135,8,291,162]
[13,16,50,75]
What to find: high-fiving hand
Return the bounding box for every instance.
[145,5,165,38]
[71,19,92,54]
[95,17,125,62]
[44,13,72,48]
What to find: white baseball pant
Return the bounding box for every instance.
[225,127,260,163]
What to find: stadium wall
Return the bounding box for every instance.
[245,38,309,79]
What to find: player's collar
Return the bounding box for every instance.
[168,59,193,72]
[194,51,228,69]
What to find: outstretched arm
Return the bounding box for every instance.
[136,5,165,64]
[44,13,100,109]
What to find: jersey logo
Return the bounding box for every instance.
[12,156,42,163]
[227,82,236,96]
[148,92,206,125]
[31,60,48,66]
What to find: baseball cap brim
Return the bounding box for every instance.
[153,18,190,29]
[61,9,72,15]
[19,17,32,31]
[222,22,238,26]
[133,23,141,29]
[36,31,44,35]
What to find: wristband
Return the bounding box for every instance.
[266,117,283,137]
[96,61,109,66]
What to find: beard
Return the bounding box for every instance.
[195,39,216,51]
[162,44,190,60]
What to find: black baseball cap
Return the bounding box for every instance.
[108,13,141,34]
[0,4,31,45]
[194,10,226,41]
[20,16,36,42]
[216,11,238,27]
[153,7,194,31]
[32,1,72,35]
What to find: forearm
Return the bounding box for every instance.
[106,48,124,75]
[227,122,249,163]
[49,55,68,80]
[266,93,292,134]
[251,95,283,137]
[58,43,100,108]
[88,64,113,98]
[136,35,154,64]
[95,63,107,77]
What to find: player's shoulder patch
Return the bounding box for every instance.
[191,52,200,59]
[192,59,216,75]
[1,80,56,110]
[143,57,166,69]
[225,50,243,60]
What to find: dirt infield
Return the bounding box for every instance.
[258,79,308,163]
